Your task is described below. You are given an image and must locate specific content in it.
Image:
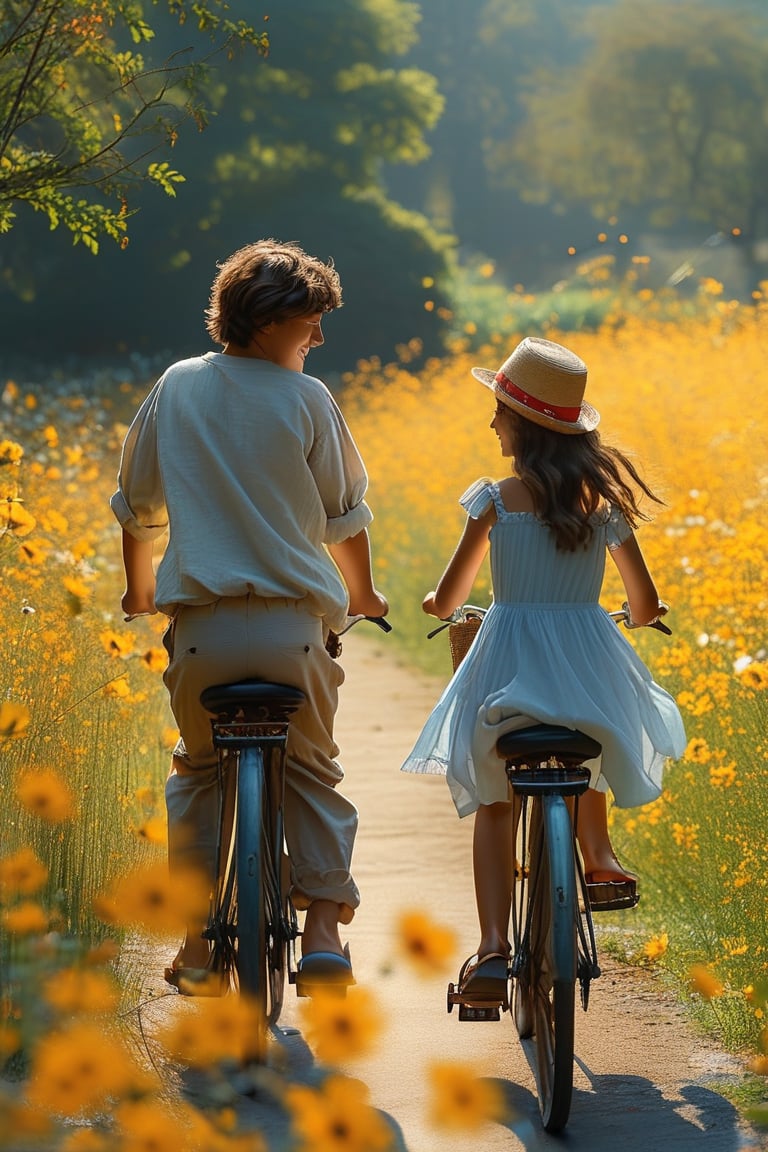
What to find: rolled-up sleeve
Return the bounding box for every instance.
[309,392,373,545]
[110,381,169,542]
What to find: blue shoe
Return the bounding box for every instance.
[295,945,354,997]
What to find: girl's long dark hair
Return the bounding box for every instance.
[508,410,662,551]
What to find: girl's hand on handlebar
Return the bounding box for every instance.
[422,591,439,617]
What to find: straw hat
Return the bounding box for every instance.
[472,336,599,434]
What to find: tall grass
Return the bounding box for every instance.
[0,380,172,1027]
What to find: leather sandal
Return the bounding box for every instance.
[584,872,639,912]
[295,942,355,998]
[456,952,509,999]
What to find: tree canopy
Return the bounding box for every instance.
[0,0,453,371]
[503,1,768,239]
[0,0,268,253]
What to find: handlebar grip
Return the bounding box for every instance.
[367,616,392,633]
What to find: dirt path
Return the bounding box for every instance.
[141,633,764,1151]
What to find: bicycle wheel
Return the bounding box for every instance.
[527,794,578,1133]
[261,746,293,1024]
[234,745,269,1054]
[511,797,534,1040]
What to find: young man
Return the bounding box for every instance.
[112,239,388,991]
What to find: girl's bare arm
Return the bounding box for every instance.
[423,510,493,619]
[609,533,663,625]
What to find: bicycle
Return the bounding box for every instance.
[441,602,670,1132]
[192,613,391,1063]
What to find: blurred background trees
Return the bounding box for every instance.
[1,0,767,376]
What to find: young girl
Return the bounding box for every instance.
[401,336,686,997]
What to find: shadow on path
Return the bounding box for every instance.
[491,1068,759,1151]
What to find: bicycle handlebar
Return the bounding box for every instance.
[428,601,672,638]
[608,603,672,635]
[337,614,392,636]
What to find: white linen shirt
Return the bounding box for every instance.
[110,352,373,631]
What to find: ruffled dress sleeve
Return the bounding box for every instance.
[605,504,634,551]
[460,478,495,519]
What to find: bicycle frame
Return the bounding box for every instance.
[506,755,600,1133]
[436,599,670,1132]
[198,615,391,1062]
[201,681,304,1061]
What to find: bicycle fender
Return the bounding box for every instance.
[541,794,578,982]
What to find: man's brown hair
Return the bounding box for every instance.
[205,239,342,347]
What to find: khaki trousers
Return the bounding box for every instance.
[163,595,359,913]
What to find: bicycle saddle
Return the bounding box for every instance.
[201,680,305,720]
[497,725,602,765]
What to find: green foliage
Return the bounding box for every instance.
[505,1,768,236]
[444,257,617,348]
[0,0,267,253]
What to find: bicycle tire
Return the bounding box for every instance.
[528,794,578,1133]
[511,798,534,1040]
[261,746,292,1024]
[234,744,269,1058]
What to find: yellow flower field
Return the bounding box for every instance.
[1,287,767,1144]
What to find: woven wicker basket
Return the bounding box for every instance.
[448,616,482,671]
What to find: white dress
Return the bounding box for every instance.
[401,479,687,818]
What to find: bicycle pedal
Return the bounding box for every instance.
[458,1003,501,1022]
[447,982,506,1019]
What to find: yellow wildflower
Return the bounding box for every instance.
[671,822,700,855]
[0,700,30,740]
[0,1092,51,1141]
[94,859,209,936]
[643,932,669,961]
[2,901,48,935]
[427,1059,507,1130]
[0,1024,21,1059]
[134,814,167,846]
[2,497,36,536]
[103,676,130,699]
[27,1022,146,1117]
[688,964,724,1001]
[16,768,75,822]
[300,986,384,1063]
[43,968,120,1016]
[141,646,167,672]
[114,1099,193,1152]
[99,629,134,658]
[709,762,737,788]
[396,909,458,977]
[0,439,24,463]
[63,574,91,600]
[683,737,711,764]
[18,538,47,563]
[738,661,768,691]
[0,845,48,894]
[158,993,263,1068]
[284,1074,394,1152]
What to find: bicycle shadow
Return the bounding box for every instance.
[176,1023,410,1152]
[489,1063,757,1150]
